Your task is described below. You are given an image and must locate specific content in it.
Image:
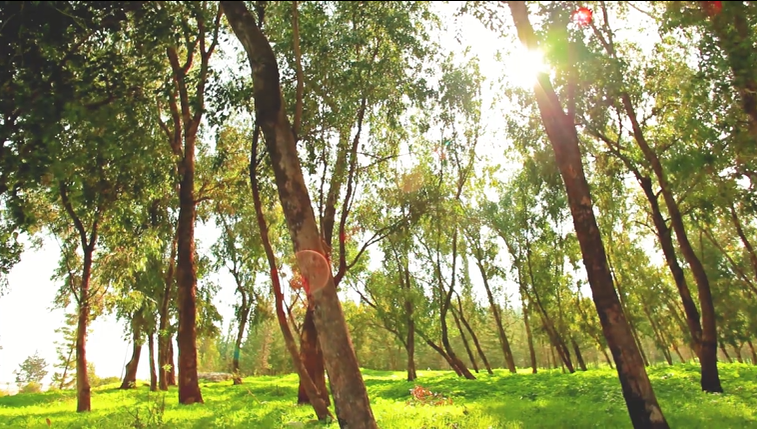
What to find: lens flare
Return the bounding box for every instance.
[295,249,331,294]
[571,7,593,26]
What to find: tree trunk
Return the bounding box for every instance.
[506,3,668,427]
[601,348,614,369]
[521,291,537,374]
[642,302,673,366]
[175,138,202,404]
[148,332,158,392]
[638,176,703,356]
[75,248,94,412]
[250,125,332,422]
[672,342,685,363]
[406,329,417,381]
[420,334,461,376]
[223,5,377,426]
[451,308,478,373]
[732,343,743,363]
[158,234,177,391]
[120,328,143,389]
[571,337,587,371]
[747,340,757,365]
[621,91,722,392]
[297,307,329,405]
[232,290,251,385]
[456,295,493,374]
[60,345,74,390]
[720,344,733,363]
[477,260,516,373]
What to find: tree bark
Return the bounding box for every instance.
[148,332,158,392]
[720,344,733,363]
[506,3,668,427]
[232,287,251,385]
[422,336,461,376]
[297,307,329,405]
[166,339,176,386]
[120,327,143,389]
[406,319,416,381]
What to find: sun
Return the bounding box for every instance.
[505,47,549,89]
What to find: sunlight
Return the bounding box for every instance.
[506,48,549,89]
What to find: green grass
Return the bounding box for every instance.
[1,363,755,428]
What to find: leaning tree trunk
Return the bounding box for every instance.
[250,125,332,421]
[456,296,493,374]
[120,325,143,389]
[571,337,588,371]
[232,290,251,385]
[747,340,757,365]
[223,6,378,424]
[148,332,158,391]
[506,3,668,427]
[478,259,516,373]
[520,288,537,374]
[451,308,479,373]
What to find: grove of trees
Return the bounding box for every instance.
[1,1,756,428]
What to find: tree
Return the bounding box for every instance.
[14,352,48,388]
[221,2,377,427]
[501,2,669,427]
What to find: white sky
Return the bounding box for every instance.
[0,2,663,389]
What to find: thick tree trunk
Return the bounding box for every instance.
[158,235,177,391]
[521,291,537,374]
[571,337,587,371]
[175,140,202,404]
[223,5,377,426]
[75,248,94,412]
[506,3,668,427]
[478,261,516,373]
[120,329,143,389]
[297,307,329,405]
[148,332,157,391]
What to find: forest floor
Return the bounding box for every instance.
[0,363,755,428]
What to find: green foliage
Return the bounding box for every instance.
[13,352,48,387]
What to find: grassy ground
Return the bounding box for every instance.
[1,363,755,428]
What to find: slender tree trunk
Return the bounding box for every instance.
[232,291,251,385]
[148,332,158,392]
[249,126,332,421]
[601,348,614,369]
[120,328,143,389]
[672,342,685,363]
[406,325,416,381]
[60,345,74,390]
[421,334,461,376]
[720,344,733,363]
[456,295,493,374]
[571,337,587,371]
[159,234,177,391]
[75,248,94,412]
[747,340,757,365]
[730,204,757,282]
[521,291,537,374]
[637,177,703,356]
[620,89,722,393]
[223,6,377,426]
[506,3,668,427]
[297,307,329,405]
[451,308,478,373]
[477,261,516,373]
[642,302,673,366]
[732,343,743,363]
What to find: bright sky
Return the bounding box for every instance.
[0,2,662,391]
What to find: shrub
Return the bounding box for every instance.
[20,382,42,394]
